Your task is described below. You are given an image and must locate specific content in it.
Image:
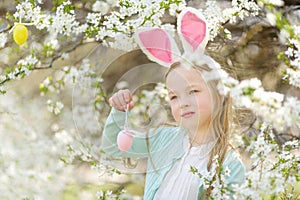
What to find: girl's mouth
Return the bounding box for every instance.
[181,112,195,118]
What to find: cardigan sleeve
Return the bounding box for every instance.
[101,108,154,158]
[223,151,246,198]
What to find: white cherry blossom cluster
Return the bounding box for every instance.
[235,164,288,199]
[96,189,127,200]
[14,0,87,38]
[47,99,64,115]
[63,58,100,86]
[246,123,278,165]
[0,92,74,200]
[90,0,186,51]
[234,124,300,199]
[39,59,100,96]
[190,155,232,200]
[40,58,106,156]
[218,69,300,131]
[39,75,63,95]
[4,0,262,94]
[50,1,88,37]
[283,39,300,88]
[11,0,186,51]
[17,54,41,69]
[93,0,260,49]
[13,0,42,23]
[92,1,109,14]
[5,55,40,81]
[201,0,260,40]
[139,82,169,112]
[259,0,300,89]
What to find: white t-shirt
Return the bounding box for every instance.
[154,136,215,200]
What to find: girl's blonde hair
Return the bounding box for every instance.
[165,61,232,198]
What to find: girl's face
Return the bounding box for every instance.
[166,65,214,133]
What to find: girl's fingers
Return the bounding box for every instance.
[108,96,113,106]
[109,89,134,111]
[109,92,123,110]
[117,92,126,110]
[128,100,134,110]
[110,96,122,111]
[123,89,132,104]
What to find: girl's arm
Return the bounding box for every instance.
[101,89,150,157]
[101,107,151,158]
[101,89,179,160]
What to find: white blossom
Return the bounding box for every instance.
[169,2,186,16]
[279,28,290,43]
[61,53,69,60]
[92,1,110,14]
[17,55,41,68]
[54,130,74,144]
[223,0,260,24]
[96,191,104,198]
[286,67,300,88]
[285,47,294,57]
[108,34,136,51]
[0,33,8,48]
[0,75,6,82]
[86,13,102,26]
[224,166,231,177]
[50,123,60,132]
[47,100,64,115]
[283,39,300,88]
[191,155,232,199]
[266,12,277,26]
[218,67,300,131]
[262,0,284,7]
[293,25,300,36]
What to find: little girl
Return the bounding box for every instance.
[101,7,245,200]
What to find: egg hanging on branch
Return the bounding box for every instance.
[13,23,28,45]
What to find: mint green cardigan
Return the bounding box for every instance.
[101,108,245,200]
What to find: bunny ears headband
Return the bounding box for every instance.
[135,7,220,72]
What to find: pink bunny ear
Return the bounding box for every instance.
[177,7,209,54]
[135,28,180,67]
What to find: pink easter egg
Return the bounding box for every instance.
[117,129,133,152]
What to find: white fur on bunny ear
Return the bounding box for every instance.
[135,28,180,67]
[177,7,209,55]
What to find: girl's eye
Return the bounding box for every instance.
[170,96,177,100]
[190,90,199,94]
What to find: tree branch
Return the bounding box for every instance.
[0,39,99,86]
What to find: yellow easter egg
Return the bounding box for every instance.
[13,24,28,45]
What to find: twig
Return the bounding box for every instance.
[41,39,84,69]
[0,26,10,34]
[276,133,300,141]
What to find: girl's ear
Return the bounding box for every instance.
[177,7,208,55]
[135,28,180,67]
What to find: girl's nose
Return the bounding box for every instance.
[179,98,190,108]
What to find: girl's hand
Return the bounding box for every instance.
[109,89,134,111]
